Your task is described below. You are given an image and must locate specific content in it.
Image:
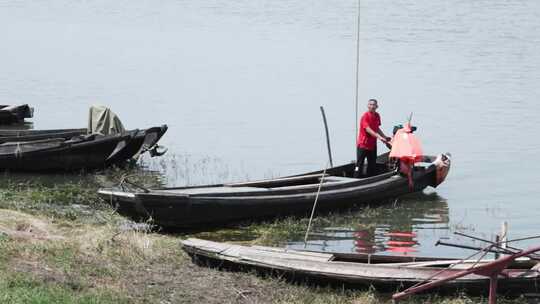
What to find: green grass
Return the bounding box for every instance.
[0,274,129,304]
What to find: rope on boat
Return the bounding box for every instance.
[118,174,150,193]
[303,162,329,248]
[15,142,22,158]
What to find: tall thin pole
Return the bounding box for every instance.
[320,106,333,167]
[354,0,361,151]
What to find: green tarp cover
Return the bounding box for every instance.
[88,105,125,135]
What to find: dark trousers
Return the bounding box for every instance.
[355,147,377,177]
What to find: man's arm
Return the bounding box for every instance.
[376,128,391,142]
[365,126,389,143]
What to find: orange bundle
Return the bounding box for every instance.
[389,123,423,162]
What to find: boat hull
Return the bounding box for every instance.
[0,134,131,171]
[0,104,33,124]
[0,125,168,170]
[99,155,448,229]
[182,238,540,294]
[105,125,168,165]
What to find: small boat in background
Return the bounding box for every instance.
[182,238,540,294]
[98,152,451,229]
[0,104,34,124]
[0,106,168,171]
[0,128,88,141]
[0,133,130,171]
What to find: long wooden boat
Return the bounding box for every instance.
[182,238,540,294]
[98,153,451,229]
[0,104,33,124]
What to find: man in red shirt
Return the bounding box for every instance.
[355,99,391,177]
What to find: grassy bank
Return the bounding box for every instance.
[0,171,527,303]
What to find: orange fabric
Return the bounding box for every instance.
[389,123,423,162]
[386,232,417,238]
[387,241,417,246]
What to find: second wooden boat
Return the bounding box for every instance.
[182,238,540,294]
[98,153,451,229]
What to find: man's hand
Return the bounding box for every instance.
[379,136,392,149]
[379,135,390,143]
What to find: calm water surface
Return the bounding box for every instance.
[1,0,539,257]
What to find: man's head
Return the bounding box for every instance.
[367,99,378,113]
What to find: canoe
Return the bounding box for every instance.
[0,104,33,124]
[182,238,540,294]
[0,133,130,171]
[98,153,451,229]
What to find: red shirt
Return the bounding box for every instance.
[357,111,381,150]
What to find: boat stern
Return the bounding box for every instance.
[428,153,451,187]
[97,188,140,214]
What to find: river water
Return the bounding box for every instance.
[1,0,539,257]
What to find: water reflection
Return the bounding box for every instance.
[288,192,450,257]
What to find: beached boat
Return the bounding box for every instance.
[0,125,166,149]
[0,126,167,171]
[0,128,88,142]
[98,153,451,229]
[0,104,34,124]
[0,133,130,171]
[104,125,168,166]
[0,105,168,170]
[182,238,540,294]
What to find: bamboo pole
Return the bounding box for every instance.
[320,106,333,167]
[354,0,361,154]
[303,163,328,248]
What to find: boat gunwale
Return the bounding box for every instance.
[131,168,424,199]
